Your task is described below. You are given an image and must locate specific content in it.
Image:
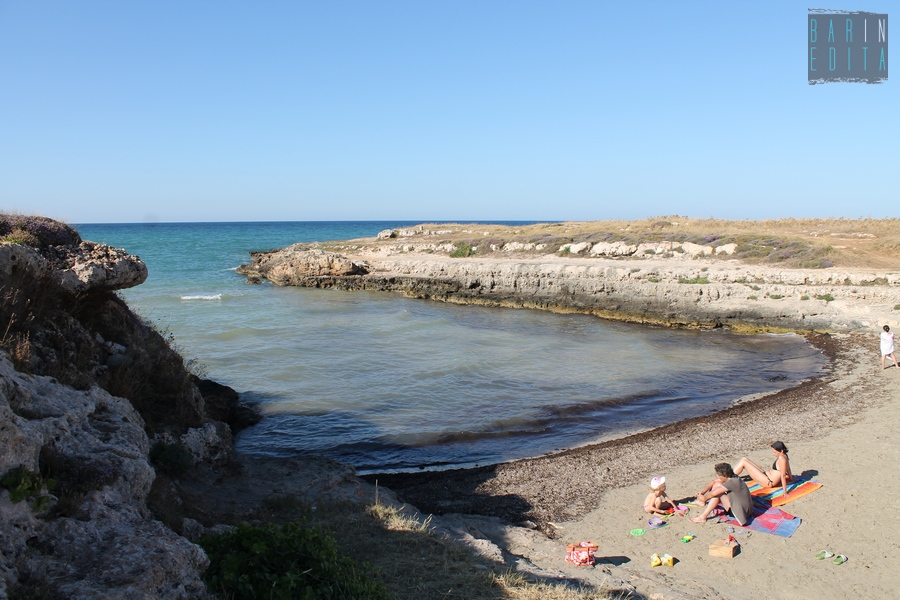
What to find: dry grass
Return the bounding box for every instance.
[328,217,900,269]
[253,493,618,600]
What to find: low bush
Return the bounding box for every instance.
[678,277,709,284]
[860,278,889,286]
[0,214,81,247]
[149,441,193,477]
[1,466,54,512]
[201,521,390,600]
[768,294,783,299]
[801,295,810,301]
[449,242,475,258]
[39,446,119,517]
[816,294,835,303]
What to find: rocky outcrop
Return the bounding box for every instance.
[0,241,148,295]
[237,246,368,285]
[0,354,209,598]
[1,226,261,597]
[239,248,900,332]
[0,237,218,430]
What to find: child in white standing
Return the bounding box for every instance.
[882,325,899,370]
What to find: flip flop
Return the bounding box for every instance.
[815,550,834,560]
[833,554,848,565]
[630,528,646,536]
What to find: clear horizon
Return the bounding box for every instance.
[2,1,897,224]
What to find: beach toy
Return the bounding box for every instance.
[648,517,666,529]
[650,553,662,567]
[630,528,646,536]
[681,534,695,543]
[661,553,674,567]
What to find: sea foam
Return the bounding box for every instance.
[180,293,222,301]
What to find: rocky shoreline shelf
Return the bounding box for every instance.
[237,245,899,333]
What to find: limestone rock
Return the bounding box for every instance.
[237,247,368,285]
[0,355,208,598]
[179,422,233,466]
[560,242,592,254]
[44,241,148,293]
[590,241,638,256]
[238,252,899,331]
[502,242,536,252]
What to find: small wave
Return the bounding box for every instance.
[180,294,223,301]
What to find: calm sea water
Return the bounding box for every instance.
[75,222,827,474]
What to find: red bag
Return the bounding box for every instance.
[565,541,598,566]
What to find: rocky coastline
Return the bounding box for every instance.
[3,218,898,598]
[237,245,899,333]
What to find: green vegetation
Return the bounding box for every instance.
[678,277,709,284]
[1,466,55,512]
[748,295,758,300]
[201,521,390,600]
[816,294,835,303]
[801,295,810,301]
[768,294,783,300]
[450,242,475,258]
[894,304,900,310]
[647,276,660,283]
[748,285,761,291]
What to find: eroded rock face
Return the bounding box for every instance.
[237,246,368,285]
[48,241,148,293]
[239,249,900,332]
[0,241,148,296]
[0,355,209,598]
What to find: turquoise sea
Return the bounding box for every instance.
[75,222,827,474]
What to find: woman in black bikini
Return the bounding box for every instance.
[733,441,793,496]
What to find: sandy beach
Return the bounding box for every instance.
[373,333,899,599]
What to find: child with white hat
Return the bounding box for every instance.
[643,476,678,515]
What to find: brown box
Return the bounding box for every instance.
[708,538,740,558]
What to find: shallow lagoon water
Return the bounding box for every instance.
[76,222,827,473]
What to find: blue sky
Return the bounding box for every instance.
[0,1,895,223]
